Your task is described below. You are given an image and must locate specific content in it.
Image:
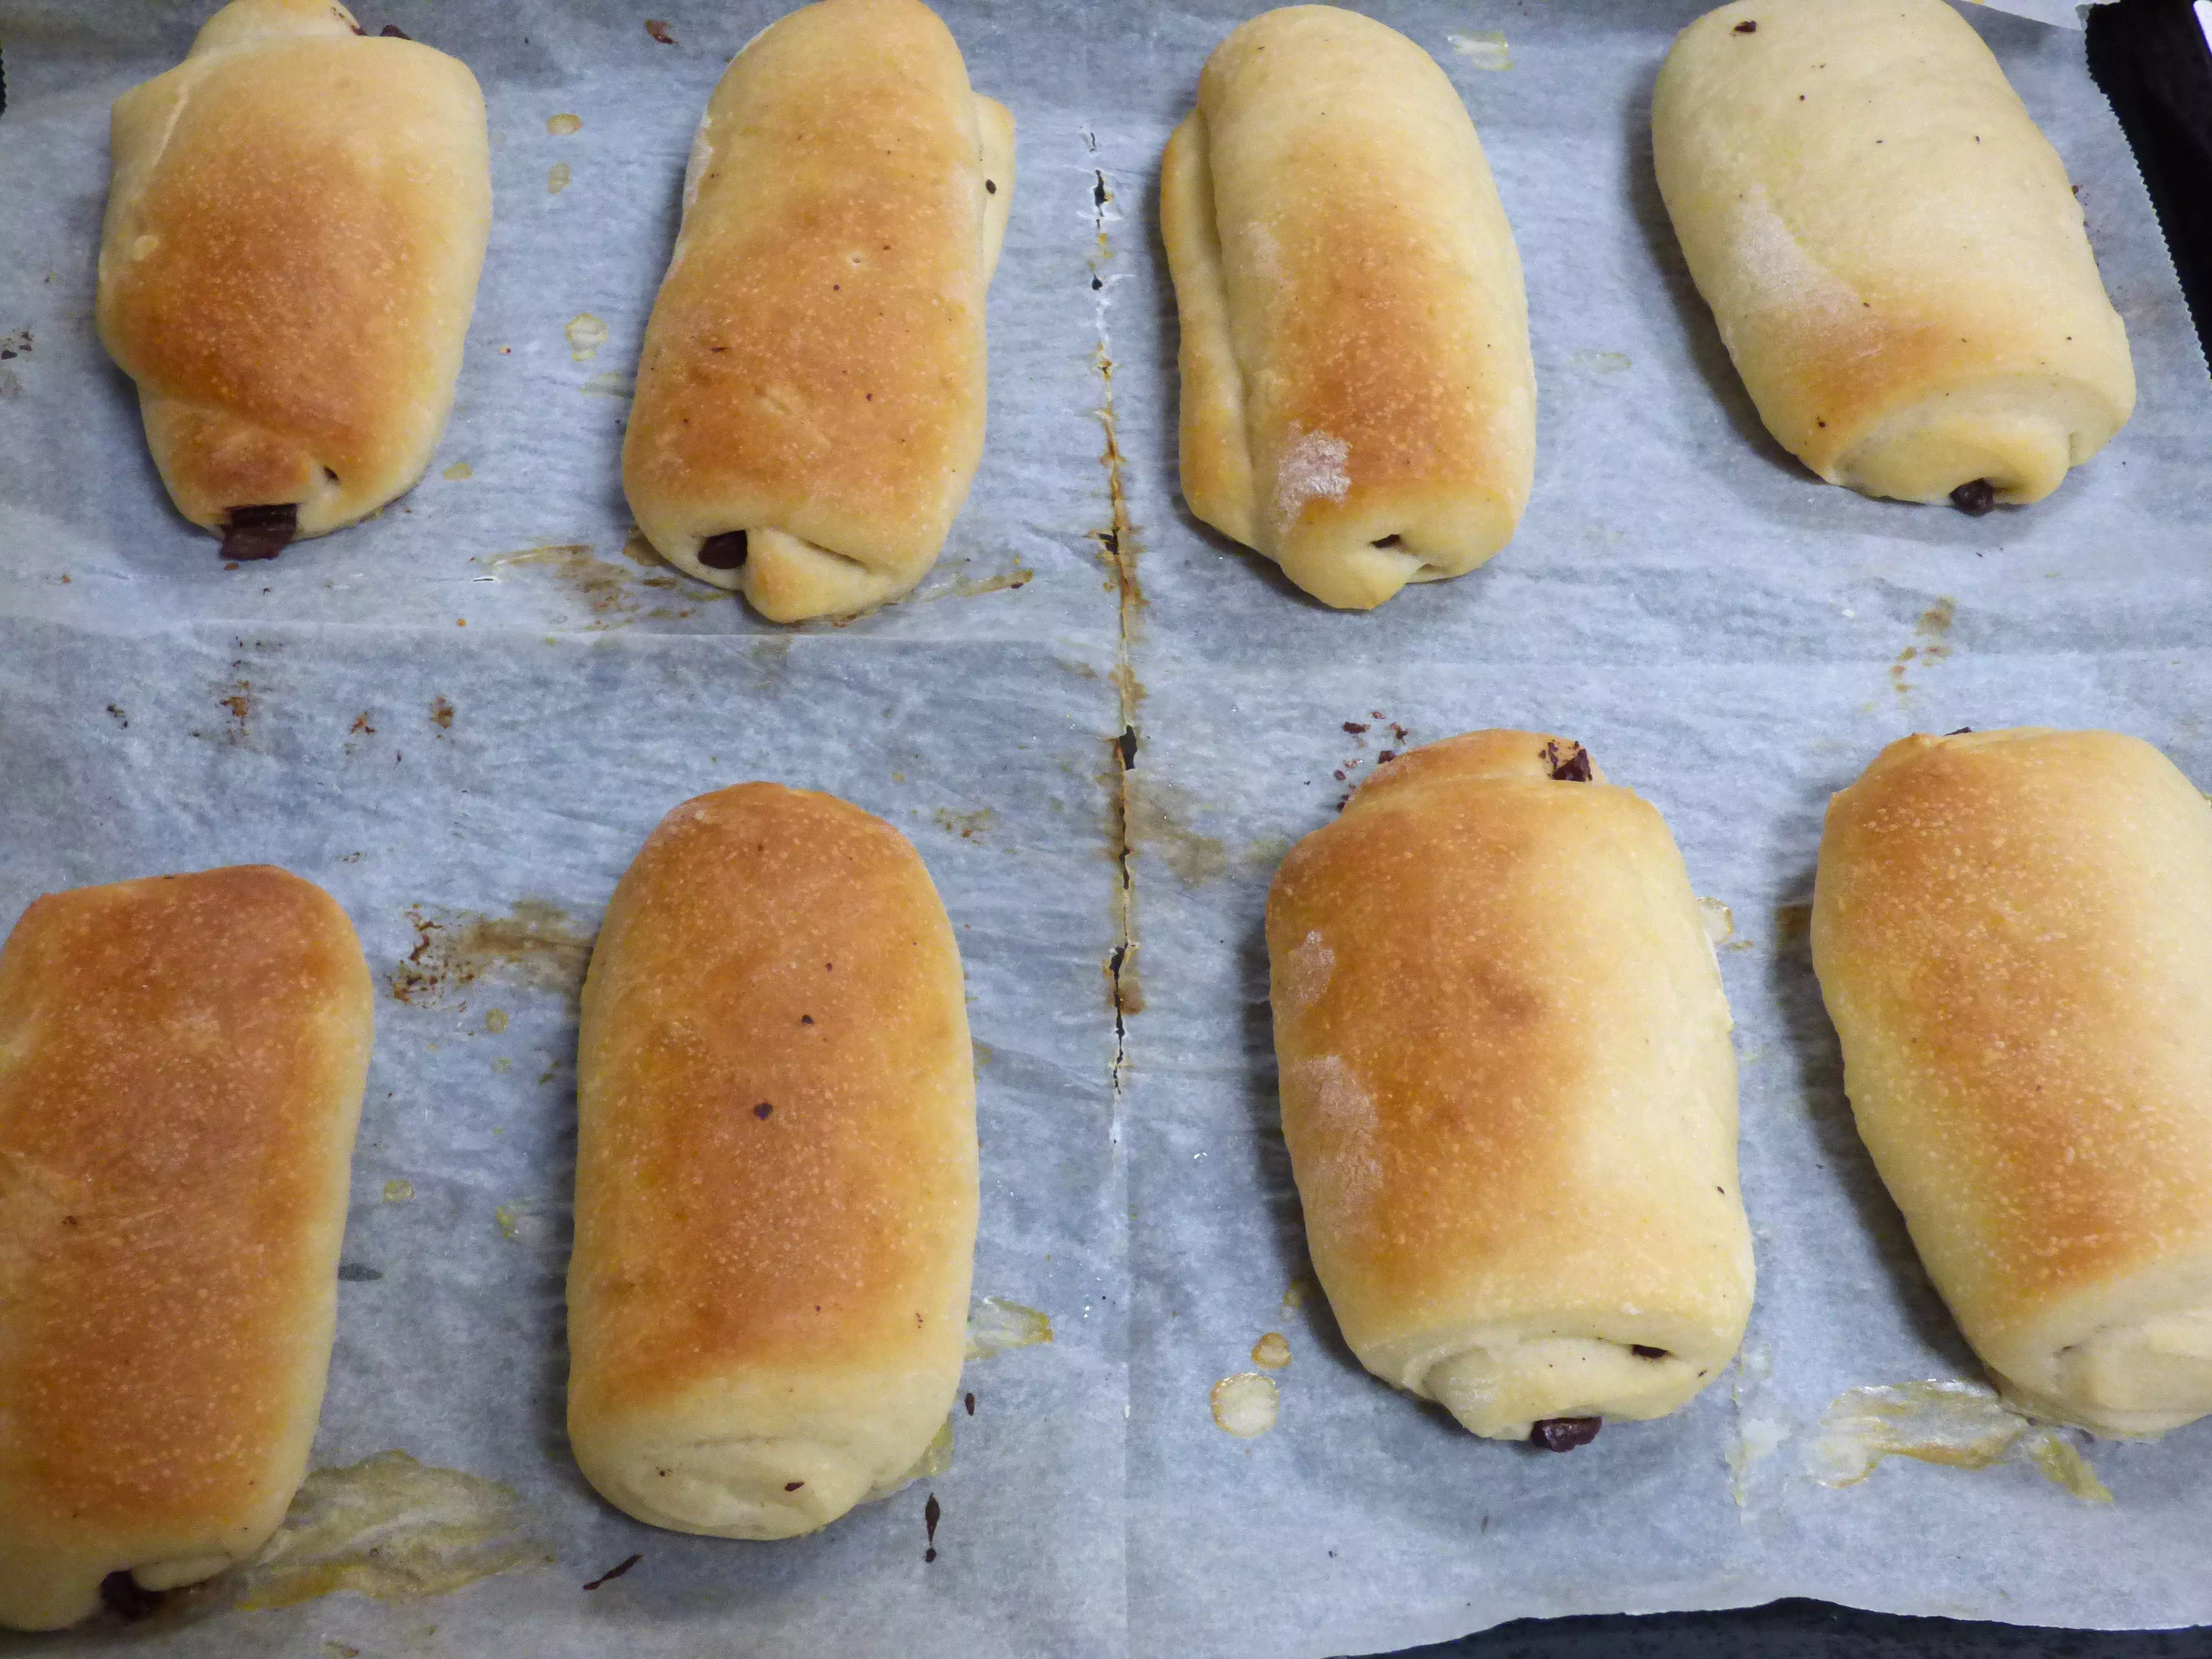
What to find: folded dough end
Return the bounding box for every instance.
[191,0,361,54]
[1983,1255,2212,1437]
[1408,1329,1729,1441]
[1273,489,1522,611]
[1829,374,2128,507]
[570,1365,953,1539]
[138,397,418,543]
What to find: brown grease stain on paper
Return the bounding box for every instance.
[1890,598,1956,697]
[388,901,593,1009]
[1125,776,1227,888]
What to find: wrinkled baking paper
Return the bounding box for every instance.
[0,2,2207,1656]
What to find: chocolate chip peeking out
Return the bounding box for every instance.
[379,23,410,37]
[784,1480,805,1491]
[1631,1345,1670,1360]
[99,1572,162,1623]
[1530,1417,1602,1452]
[1946,726,1974,737]
[986,179,998,194]
[1733,18,1757,31]
[754,1102,774,1120]
[221,503,298,562]
[1372,534,1402,548]
[1950,478,1997,516]
[1542,740,1594,782]
[697,530,749,569]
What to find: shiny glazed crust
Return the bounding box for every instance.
[1266,732,1753,1439]
[96,0,492,543]
[567,784,977,1537]
[0,866,373,1631]
[622,0,1013,623]
[1652,0,2133,505]
[1814,730,2212,1435]
[1160,6,1535,610]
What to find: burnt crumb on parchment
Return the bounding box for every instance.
[430,696,455,732]
[923,1492,942,1563]
[1342,721,1368,734]
[1529,1417,1602,1452]
[964,1391,976,1416]
[644,18,675,44]
[1541,740,1593,782]
[582,1553,642,1591]
[99,1573,163,1622]
[106,703,127,728]
[337,1262,383,1282]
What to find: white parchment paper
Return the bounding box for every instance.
[0,1,2208,1656]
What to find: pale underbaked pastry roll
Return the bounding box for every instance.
[1814,730,2212,1436]
[0,867,373,1631]
[97,0,492,561]
[1160,7,1536,611]
[1652,0,2134,512]
[567,784,977,1537]
[623,0,1014,623]
[1267,732,1754,1446]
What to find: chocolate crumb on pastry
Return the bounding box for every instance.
[623,0,1014,623]
[1266,731,1754,1442]
[1652,0,2134,508]
[96,0,492,558]
[567,784,977,1537]
[1161,7,1537,610]
[0,867,373,1630]
[1815,729,2212,1436]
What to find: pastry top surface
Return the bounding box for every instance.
[1814,729,2212,1333]
[1267,732,1747,1343]
[623,0,998,572]
[97,0,491,533]
[0,865,372,1609]
[569,782,977,1422]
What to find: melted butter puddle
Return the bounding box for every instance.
[1211,1372,1279,1437]
[231,1451,544,1611]
[964,1297,1053,1360]
[1810,1379,2111,1503]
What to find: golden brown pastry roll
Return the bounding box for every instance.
[1160,6,1536,611]
[0,867,373,1631]
[1814,730,2212,1436]
[623,0,1014,623]
[96,0,492,561]
[1652,0,2134,511]
[1267,732,1754,1446]
[567,784,977,1537]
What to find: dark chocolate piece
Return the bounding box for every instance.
[1734,19,1757,32]
[220,503,298,562]
[1529,1416,1602,1452]
[924,1491,941,1563]
[1949,478,1997,516]
[98,1573,161,1623]
[784,1480,805,1491]
[1631,1345,1670,1360]
[1372,533,1402,548]
[1945,726,1974,736]
[696,530,749,569]
[1542,740,1594,782]
[379,23,410,37]
[753,1102,774,1120]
